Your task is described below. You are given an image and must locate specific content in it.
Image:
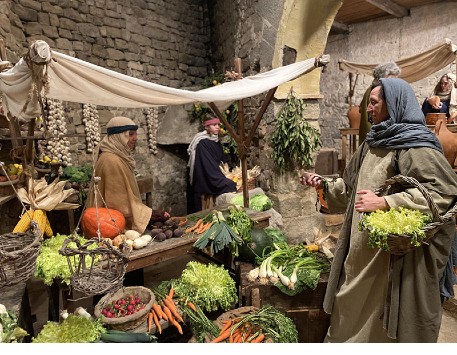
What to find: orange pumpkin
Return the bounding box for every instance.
[81,207,126,239]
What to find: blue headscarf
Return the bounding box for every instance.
[365,78,443,153]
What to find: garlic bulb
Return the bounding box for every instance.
[38,99,72,166]
[82,103,101,153]
[144,107,158,154]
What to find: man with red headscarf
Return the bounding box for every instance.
[187,115,237,212]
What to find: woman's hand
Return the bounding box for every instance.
[299,172,323,189]
[354,190,388,212]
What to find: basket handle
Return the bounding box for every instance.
[374,174,449,224]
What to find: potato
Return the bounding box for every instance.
[125,230,141,240]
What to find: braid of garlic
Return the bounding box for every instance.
[43,99,72,166]
[145,107,158,154]
[82,103,101,153]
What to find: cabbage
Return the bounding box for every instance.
[32,315,106,343]
[171,261,238,312]
[35,234,96,285]
[230,193,273,211]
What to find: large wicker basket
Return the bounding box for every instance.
[59,236,130,297]
[94,286,155,331]
[368,174,457,255]
[0,224,42,287]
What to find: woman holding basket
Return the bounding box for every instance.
[301,78,457,342]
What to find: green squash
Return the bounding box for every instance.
[238,228,273,263]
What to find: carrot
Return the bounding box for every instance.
[170,318,183,335]
[251,333,265,343]
[152,309,161,334]
[167,287,174,299]
[186,218,203,233]
[198,222,212,234]
[147,310,154,332]
[187,301,197,312]
[162,305,174,323]
[219,319,233,335]
[152,303,164,320]
[163,297,184,323]
[210,329,231,343]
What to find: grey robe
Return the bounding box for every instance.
[322,144,457,342]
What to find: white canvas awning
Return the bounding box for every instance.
[338,38,457,83]
[0,40,329,121]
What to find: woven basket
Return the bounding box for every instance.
[0,224,42,287]
[368,174,457,255]
[94,286,155,331]
[59,236,130,297]
[237,177,256,192]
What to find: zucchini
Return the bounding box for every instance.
[100,330,157,343]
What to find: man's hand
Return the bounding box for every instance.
[354,190,388,212]
[299,172,323,188]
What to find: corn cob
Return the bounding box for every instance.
[44,214,53,238]
[33,209,48,237]
[13,208,35,233]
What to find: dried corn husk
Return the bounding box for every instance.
[220,163,261,189]
[16,177,79,211]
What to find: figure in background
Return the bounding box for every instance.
[421,73,455,119]
[87,116,169,234]
[301,78,457,342]
[358,62,401,145]
[187,115,237,213]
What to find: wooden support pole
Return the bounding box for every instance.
[245,87,276,148]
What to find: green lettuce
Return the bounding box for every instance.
[230,193,273,211]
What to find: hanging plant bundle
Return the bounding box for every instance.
[270,88,321,173]
[82,103,101,153]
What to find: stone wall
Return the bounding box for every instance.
[0,0,212,218]
[321,2,457,157]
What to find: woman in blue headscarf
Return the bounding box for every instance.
[301,78,457,342]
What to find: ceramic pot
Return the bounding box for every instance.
[434,117,457,168]
[347,105,361,129]
[426,112,447,125]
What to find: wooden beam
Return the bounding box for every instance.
[331,21,349,34]
[365,0,409,18]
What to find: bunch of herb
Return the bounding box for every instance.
[170,261,238,312]
[182,301,220,342]
[270,88,321,174]
[359,206,431,251]
[226,205,254,243]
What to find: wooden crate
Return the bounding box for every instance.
[236,262,330,343]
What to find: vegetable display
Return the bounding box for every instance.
[248,242,331,296]
[32,314,106,343]
[359,206,431,251]
[170,261,238,312]
[35,233,96,285]
[209,306,298,343]
[193,210,243,256]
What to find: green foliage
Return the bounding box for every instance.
[359,206,431,251]
[61,164,92,184]
[34,233,96,285]
[0,305,28,343]
[270,88,321,173]
[171,261,238,312]
[32,315,106,343]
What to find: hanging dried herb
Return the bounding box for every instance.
[270,88,321,174]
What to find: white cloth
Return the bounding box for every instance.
[339,38,457,83]
[0,40,329,120]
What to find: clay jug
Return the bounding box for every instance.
[347,105,361,129]
[434,117,457,168]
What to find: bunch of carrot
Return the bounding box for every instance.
[147,288,186,335]
[184,218,212,235]
[210,317,266,343]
